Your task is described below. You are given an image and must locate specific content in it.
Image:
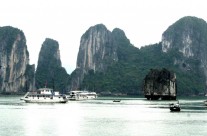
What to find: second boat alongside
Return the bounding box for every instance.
[67,90,97,101]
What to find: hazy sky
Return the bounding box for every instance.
[0,0,206,74]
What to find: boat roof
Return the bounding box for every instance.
[70,90,97,94]
[70,90,87,93]
[38,88,53,91]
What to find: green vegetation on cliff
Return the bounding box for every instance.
[0,26,25,55]
[81,42,205,95]
[80,17,207,96]
[35,38,70,93]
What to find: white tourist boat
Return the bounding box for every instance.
[20,88,68,103]
[67,90,97,101]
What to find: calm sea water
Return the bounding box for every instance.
[0,96,207,136]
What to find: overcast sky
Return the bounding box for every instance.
[0,0,207,74]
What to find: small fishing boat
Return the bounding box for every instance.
[20,88,68,103]
[113,100,121,102]
[169,102,181,112]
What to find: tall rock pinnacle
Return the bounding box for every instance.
[0,26,35,93]
[70,24,118,90]
[35,38,69,92]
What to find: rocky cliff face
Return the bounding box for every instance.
[162,16,207,86]
[35,38,69,92]
[71,24,118,90]
[143,68,176,100]
[77,24,118,72]
[0,26,35,93]
[70,16,207,95]
[162,16,207,57]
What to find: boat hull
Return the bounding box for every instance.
[113,100,121,102]
[169,103,181,112]
[68,96,96,101]
[170,107,181,112]
[21,97,68,103]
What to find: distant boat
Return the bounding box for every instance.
[20,88,68,103]
[67,90,97,101]
[169,102,181,112]
[113,100,121,102]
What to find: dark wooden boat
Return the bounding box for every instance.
[169,103,181,112]
[113,100,121,102]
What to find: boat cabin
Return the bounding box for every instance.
[38,88,53,95]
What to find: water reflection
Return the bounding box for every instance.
[23,103,83,136]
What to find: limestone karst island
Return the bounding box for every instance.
[1,16,207,98]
